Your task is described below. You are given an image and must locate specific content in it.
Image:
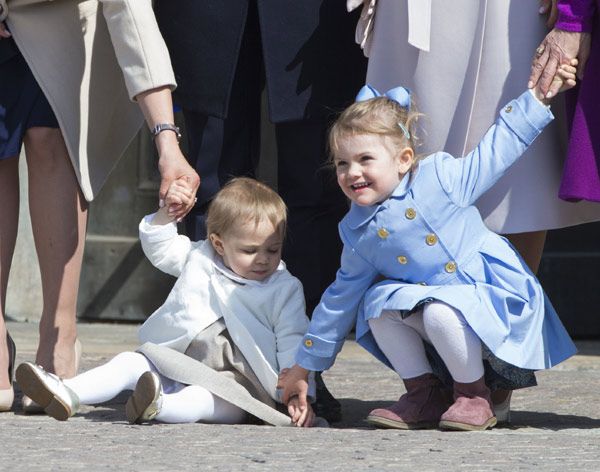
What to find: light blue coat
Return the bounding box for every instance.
[296,91,577,373]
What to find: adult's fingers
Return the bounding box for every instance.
[546,75,564,98]
[159,176,173,204]
[529,43,550,89]
[172,173,200,219]
[538,54,560,96]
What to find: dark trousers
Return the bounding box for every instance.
[181,2,347,313]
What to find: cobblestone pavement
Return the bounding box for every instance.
[1,321,600,471]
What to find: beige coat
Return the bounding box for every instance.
[1,0,176,201]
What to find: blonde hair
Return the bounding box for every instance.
[206,177,287,237]
[328,96,422,164]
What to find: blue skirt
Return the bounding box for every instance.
[0,38,58,159]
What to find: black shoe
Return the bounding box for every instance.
[313,372,342,423]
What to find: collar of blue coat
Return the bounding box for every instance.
[345,168,417,229]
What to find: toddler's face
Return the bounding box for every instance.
[334,134,413,207]
[210,218,283,281]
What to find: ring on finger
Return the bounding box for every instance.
[536,45,545,56]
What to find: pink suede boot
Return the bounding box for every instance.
[366,373,451,430]
[438,376,497,431]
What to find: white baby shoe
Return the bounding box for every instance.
[125,371,163,424]
[16,362,80,421]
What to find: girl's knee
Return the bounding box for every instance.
[422,302,466,332]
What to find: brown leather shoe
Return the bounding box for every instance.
[439,376,497,431]
[366,373,451,429]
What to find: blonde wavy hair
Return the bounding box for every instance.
[328,96,423,165]
[206,177,287,237]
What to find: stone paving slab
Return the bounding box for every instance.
[1,321,600,471]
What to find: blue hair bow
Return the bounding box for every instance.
[355,84,412,108]
[355,84,412,139]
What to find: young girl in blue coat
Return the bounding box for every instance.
[279,68,579,431]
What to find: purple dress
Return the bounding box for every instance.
[557,0,600,201]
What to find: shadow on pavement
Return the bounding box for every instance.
[506,410,600,430]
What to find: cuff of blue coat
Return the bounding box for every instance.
[499,90,554,146]
[138,213,178,242]
[295,334,345,372]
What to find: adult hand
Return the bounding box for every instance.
[0,22,11,39]
[528,29,590,98]
[156,134,200,220]
[134,86,200,220]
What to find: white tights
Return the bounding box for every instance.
[368,301,484,383]
[63,352,246,424]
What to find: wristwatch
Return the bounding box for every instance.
[151,123,181,141]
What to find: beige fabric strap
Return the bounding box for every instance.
[138,343,292,427]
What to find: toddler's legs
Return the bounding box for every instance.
[368,310,433,379]
[367,311,450,429]
[420,302,484,383]
[420,301,495,431]
[64,352,154,405]
[156,385,247,424]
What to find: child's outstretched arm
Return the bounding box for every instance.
[436,61,578,208]
[435,92,555,207]
[139,177,198,277]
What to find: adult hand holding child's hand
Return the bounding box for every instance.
[152,176,196,225]
[529,0,591,100]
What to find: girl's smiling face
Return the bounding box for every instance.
[209,218,283,281]
[334,133,414,207]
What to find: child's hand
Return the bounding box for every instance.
[277,365,310,424]
[287,397,315,427]
[165,177,195,217]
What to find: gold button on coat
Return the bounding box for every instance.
[304,339,313,348]
[405,208,416,220]
[445,261,457,273]
[397,255,408,265]
[426,234,438,245]
[377,228,390,239]
[505,105,512,113]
